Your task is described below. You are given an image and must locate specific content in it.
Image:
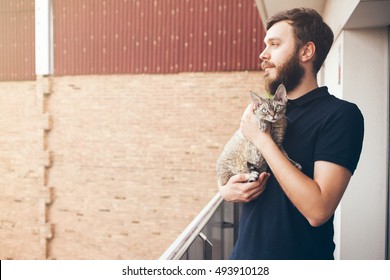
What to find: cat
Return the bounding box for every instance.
[216,84,301,187]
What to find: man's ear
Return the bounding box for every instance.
[301,41,315,63]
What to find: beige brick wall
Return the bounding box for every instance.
[0,71,264,259]
[0,81,43,259]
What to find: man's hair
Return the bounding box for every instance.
[267,7,334,74]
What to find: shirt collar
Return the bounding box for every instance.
[287,86,329,106]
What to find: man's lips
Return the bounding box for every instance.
[261,61,275,71]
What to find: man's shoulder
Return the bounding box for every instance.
[312,87,362,119]
[326,94,364,120]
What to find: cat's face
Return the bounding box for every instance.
[253,98,286,123]
[250,84,287,123]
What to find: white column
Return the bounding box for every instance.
[325,28,389,260]
[35,0,53,75]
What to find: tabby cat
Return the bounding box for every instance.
[216,84,301,187]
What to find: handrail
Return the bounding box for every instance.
[159,192,223,260]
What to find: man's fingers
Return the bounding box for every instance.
[246,172,270,200]
[258,172,271,185]
[229,173,250,184]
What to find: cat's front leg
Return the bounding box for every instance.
[290,159,302,170]
[247,162,260,182]
[280,147,302,170]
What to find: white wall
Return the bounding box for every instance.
[322,0,359,37]
[324,28,389,259]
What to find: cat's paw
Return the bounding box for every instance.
[248,171,260,182]
[294,162,302,170]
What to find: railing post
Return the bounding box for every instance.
[199,232,213,260]
[159,193,223,260]
[159,193,244,260]
[233,202,240,243]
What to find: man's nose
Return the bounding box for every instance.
[259,48,269,61]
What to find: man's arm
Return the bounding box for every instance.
[240,105,352,227]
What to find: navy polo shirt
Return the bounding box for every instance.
[230,86,364,260]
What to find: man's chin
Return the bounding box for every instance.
[263,69,274,78]
[264,76,275,87]
[265,80,283,94]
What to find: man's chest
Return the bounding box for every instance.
[282,105,328,176]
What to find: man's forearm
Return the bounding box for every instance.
[255,136,328,226]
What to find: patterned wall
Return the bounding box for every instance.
[53,0,265,75]
[0,0,35,81]
[0,0,265,81]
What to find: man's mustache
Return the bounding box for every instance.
[261,61,275,70]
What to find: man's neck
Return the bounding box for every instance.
[287,76,318,100]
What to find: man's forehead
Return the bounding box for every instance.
[264,21,293,41]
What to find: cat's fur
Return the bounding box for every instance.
[216,84,301,187]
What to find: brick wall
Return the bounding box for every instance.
[0,71,265,259]
[0,81,42,259]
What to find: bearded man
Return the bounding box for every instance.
[219,8,364,260]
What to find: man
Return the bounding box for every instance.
[219,8,364,259]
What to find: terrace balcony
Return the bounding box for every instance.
[160,193,242,260]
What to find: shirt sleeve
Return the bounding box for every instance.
[314,102,364,174]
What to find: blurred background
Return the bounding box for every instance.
[0,0,265,259]
[0,0,389,260]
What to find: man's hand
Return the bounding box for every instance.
[219,172,270,203]
[240,104,272,150]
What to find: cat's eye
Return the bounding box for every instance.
[275,105,282,111]
[261,108,268,113]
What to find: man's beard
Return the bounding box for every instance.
[263,50,305,94]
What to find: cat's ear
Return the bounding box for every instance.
[274,84,287,103]
[250,92,264,105]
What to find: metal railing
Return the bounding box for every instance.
[160,193,241,260]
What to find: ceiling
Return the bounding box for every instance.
[257,0,326,19]
[256,0,390,30]
[345,0,390,29]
